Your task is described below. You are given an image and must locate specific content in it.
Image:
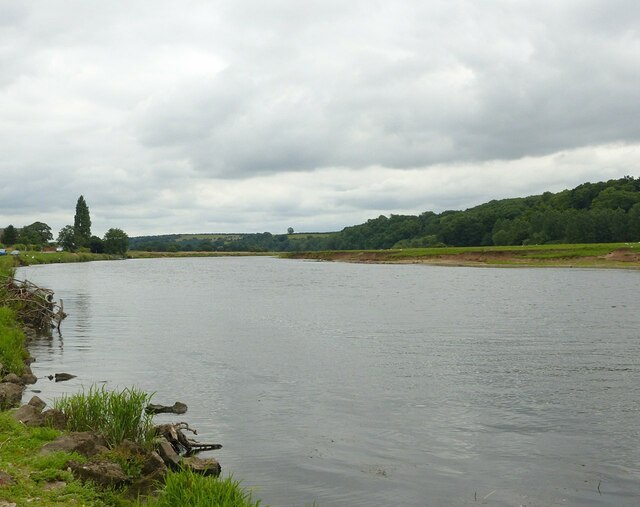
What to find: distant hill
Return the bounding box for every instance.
[129,176,640,252]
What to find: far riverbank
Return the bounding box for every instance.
[282,242,640,269]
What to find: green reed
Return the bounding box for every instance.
[54,385,154,447]
[144,469,262,507]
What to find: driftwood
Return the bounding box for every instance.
[1,276,67,331]
[155,422,222,456]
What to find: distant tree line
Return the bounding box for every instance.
[128,176,640,253]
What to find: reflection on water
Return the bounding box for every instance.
[19,258,640,507]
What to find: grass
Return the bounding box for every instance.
[16,251,115,265]
[0,256,28,376]
[127,250,272,259]
[143,469,263,507]
[0,307,28,376]
[0,411,126,506]
[54,385,155,448]
[283,242,640,268]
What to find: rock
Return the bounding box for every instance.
[2,373,23,385]
[28,395,46,411]
[40,432,108,457]
[11,404,44,427]
[21,373,38,385]
[127,468,165,499]
[41,409,67,430]
[53,373,76,382]
[43,480,67,491]
[146,401,188,415]
[156,437,181,469]
[181,456,221,477]
[68,460,128,488]
[141,451,167,477]
[0,382,24,409]
[0,471,14,487]
[115,439,145,456]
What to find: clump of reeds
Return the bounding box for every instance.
[54,385,154,447]
[149,469,262,507]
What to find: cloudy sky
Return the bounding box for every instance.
[1,1,639,237]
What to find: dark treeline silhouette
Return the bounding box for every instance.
[129,176,640,252]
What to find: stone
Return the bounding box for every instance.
[145,401,188,415]
[127,468,165,499]
[126,450,167,498]
[0,471,14,487]
[28,395,46,410]
[2,373,23,385]
[141,451,167,477]
[181,456,221,477]
[54,373,76,382]
[0,382,24,409]
[43,480,67,491]
[21,373,38,385]
[40,432,108,457]
[68,460,128,488]
[11,404,44,427]
[115,439,143,455]
[156,437,181,469]
[41,409,67,430]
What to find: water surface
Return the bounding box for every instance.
[19,257,640,506]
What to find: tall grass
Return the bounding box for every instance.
[54,385,154,447]
[0,307,27,375]
[147,469,262,507]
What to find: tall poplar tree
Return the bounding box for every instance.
[74,195,92,247]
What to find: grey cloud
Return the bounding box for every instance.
[1,1,639,234]
[131,0,639,178]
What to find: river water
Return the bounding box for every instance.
[17,257,640,506]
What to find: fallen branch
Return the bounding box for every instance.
[1,275,67,331]
[155,423,222,456]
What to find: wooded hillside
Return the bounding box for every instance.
[130,176,640,252]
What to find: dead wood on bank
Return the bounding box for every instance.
[1,275,67,332]
[155,422,222,456]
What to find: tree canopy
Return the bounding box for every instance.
[1,225,17,246]
[74,195,92,247]
[103,228,129,256]
[57,225,77,252]
[128,176,640,252]
[18,222,53,246]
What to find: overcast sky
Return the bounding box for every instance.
[1,1,639,237]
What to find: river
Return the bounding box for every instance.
[18,257,640,506]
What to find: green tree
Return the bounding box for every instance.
[88,235,105,254]
[18,222,53,246]
[287,227,294,235]
[74,195,92,247]
[57,225,77,252]
[103,228,129,256]
[1,225,17,245]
